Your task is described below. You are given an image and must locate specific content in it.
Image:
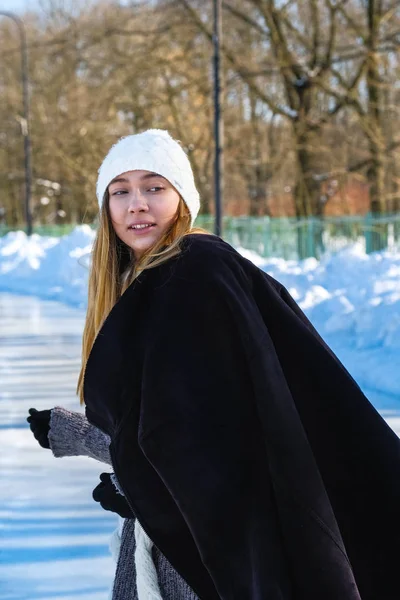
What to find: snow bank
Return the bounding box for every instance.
[239,244,400,398]
[0,226,95,307]
[242,244,400,353]
[1,227,399,397]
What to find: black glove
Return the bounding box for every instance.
[26,408,51,449]
[92,473,133,518]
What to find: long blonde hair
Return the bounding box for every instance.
[77,191,210,404]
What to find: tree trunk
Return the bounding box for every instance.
[293,127,324,258]
[365,0,387,251]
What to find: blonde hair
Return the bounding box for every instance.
[77,191,210,404]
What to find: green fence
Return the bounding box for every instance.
[195,213,400,260]
[0,223,79,237]
[2,213,400,260]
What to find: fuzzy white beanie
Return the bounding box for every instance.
[96,129,200,227]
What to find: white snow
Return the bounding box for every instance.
[238,243,400,401]
[1,225,399,400]
[0,226,95,307]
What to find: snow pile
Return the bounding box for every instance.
[2,226,400,348]
[240,244,400,353]
[238,244,400,399]
[0,226,95,307]
[1,226,399,397]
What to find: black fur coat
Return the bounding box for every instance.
[84,233,400,600]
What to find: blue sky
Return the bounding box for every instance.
[0,0,99,16]
[0,0,37,14]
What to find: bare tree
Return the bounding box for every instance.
[1,0,399,239]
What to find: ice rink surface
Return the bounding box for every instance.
[0,294,116,600]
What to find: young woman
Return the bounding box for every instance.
[28,129,400,600]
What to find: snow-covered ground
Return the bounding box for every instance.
[1,226,399,599]
[1,225,400,401]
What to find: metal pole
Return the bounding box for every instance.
[0,12,32,236]
[212,0,223,237]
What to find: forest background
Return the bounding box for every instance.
[0,0,399,227]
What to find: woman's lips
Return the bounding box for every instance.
[128,224,156,235]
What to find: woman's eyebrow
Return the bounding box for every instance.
[109,176,130,186]
[140,172,166,181]
[108,173,167,188]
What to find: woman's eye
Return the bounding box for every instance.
[111,190,127,195]
[148,186,165,193]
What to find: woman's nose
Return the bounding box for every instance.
[127,192,148,212]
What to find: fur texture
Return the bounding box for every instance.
[85,233,400,600]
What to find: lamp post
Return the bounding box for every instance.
[0,11,32,236]
[212,0,223,237]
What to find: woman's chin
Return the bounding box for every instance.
[127,235,160,258]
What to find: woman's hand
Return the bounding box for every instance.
[92,473,133,518]
[26,408,51,449]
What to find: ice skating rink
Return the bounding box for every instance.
[0,293,116,600]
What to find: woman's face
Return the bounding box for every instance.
[108,170,181,259]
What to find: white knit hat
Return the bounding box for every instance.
[96,129,200,227]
